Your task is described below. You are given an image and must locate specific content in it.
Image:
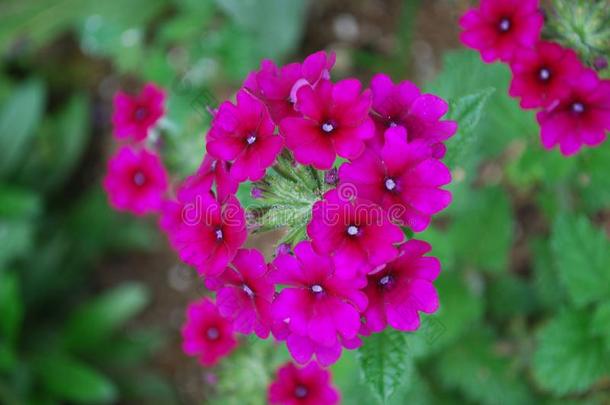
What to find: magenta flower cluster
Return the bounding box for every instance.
[105,50,456,403]
[460,0,610,156]
[104,83,169,215]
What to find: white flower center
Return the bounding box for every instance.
[498,18,511,32]
[311,284,323,293]
[385,178,397,191]
[215,229,224,240]
[347,225,359,236]
[243,284,255,297]
[321,122,335,133]
[206,327,220,340]
[133,171,146,186]
[572,102,585,114]
[539,68,551,81]
[246,134,257,145]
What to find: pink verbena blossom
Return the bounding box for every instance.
[369,73,457,157]
[459,0,543,63]
[270,241,367,365]
[509,41,584,109]
[339,126,452,232]
[181,155,238,203]
[160,186,247,276]
[307,189,404,277]
[268,362,340,405]
[362,240,440,333]
[205,249,275,338]
[112,83,165,141]
[280,79,375,170]
[537,70,610,156]
[181,298,238,367]
[244,50,335,124]
[103,146,168,215]
[206,90,283,182]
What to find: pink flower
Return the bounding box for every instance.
[270,241,367,365]
[369,73,457,158]
[103,146,168,215]
[268,362,340,405]
[537,70,610,156]
[362,240,440,333]
[205,249,275,338]
[181,298,238,367]
[206,90,283,182]
[339,126,452,232]
[509,41,585,109]
[182,155,238,203]
[160,186,247,276]
[245,51,335,124]
[112,83,165,141]
[280,79,375,170]
[459,0,543,63]
[307,189,404,277]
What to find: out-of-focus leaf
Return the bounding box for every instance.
[592,301,610,351]
[0,220,35,270]
[64,282,150,351]
[551,215,610,307]
[577,144,610,213]
[533,310,609,395]
[357,328,413,404]
[0,186,41,219]
[34,353,117,404]
[44,94,90,190]
[531,238,568,311]
[0,271,22,372]
[428,50,537,170]
[450,187,513,272]
[214,0,307,61]
[0,79,45,178]
[436,330,533,405]
[487,274,538,320]
[426,271,484,353]
[443,88,495,168]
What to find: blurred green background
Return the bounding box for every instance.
[0,0,609,404]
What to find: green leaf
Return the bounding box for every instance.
[443,88,495,168]
[551,215,610,307]
[64,282,150,351]
[533,309,609,395]
[214,0,307,60]
[436,330,532,405]
[592,301,610,351]
[34,353,117,403]
[0,270,22,371]
[0,79,45,178]
[357,328,413,404]
[450,187,514,272]
[0,271,23,343]
[426,271,484,352]
[44,94,90,190]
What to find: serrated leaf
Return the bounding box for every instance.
[443,87,495,168]
[436,330,532,405]
[64,282,150,351]
[34,353,117,403]
[533,309,609,395]
[357,328,413,404]
[551,215,610,307]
